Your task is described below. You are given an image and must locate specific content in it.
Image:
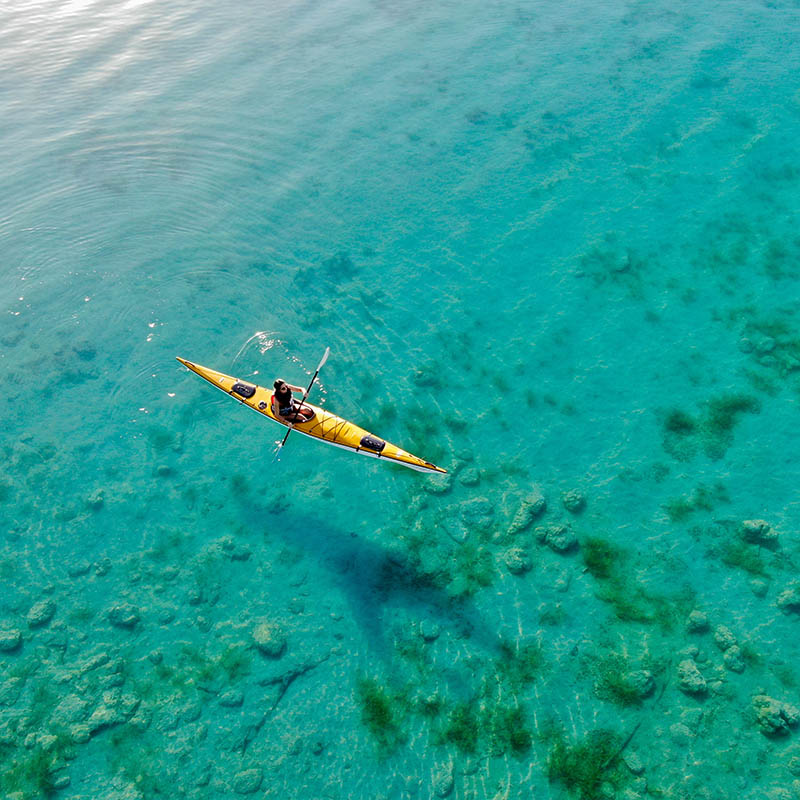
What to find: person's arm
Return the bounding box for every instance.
[287,383,305,393]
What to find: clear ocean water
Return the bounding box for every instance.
[2,0,800,797]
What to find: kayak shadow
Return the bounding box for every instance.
[247,504,501,662]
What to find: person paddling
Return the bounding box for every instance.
[271,379,314,423]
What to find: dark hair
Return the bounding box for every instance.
[273,379,286,391]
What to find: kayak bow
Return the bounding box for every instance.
[176,357,447,474]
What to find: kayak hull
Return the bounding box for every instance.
[176,357,447,474]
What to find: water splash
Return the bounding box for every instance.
[233,331,328,403]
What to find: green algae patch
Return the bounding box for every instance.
[590,650,660,708]
[701,393,760,459]
[0,747,58,798]
[661,393,760,462]
[441,702,480,753]
[448,541,496,597]
[661,407,699,461]
[595,575,695,632]
[490,704,532,756]
[663,482,729,522]
[386,534,496,601]
[577,535,692,630]
[355,676,408,753]
[109,725,166,797]
[495,639,543,691]
[581,537,623,580]
[720,539,768,576]
[547,728,627,799]
[664,409,697,436]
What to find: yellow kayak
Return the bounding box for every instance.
[176,357,447,474]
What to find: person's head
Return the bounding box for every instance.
[274,379,289,395]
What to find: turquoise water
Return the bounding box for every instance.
[2,0,800,796]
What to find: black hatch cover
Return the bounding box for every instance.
[231,381,256,399]
[360,434,386,452]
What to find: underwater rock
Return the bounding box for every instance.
[86,488,105,511]
[79,651,110,674]
[51,694,90,727]
[69,723,91,744]
[230,543,252,562]
[26,598,56,628]
[419,619,440,642]
[433,761,455,798]
[458,467,480,487]
[424,473,452,495]
[787,745,800,777]
[723,645,745,673]
[504,547,532,575]
[508,488,547,536]
[94,557,112,576]
[669,722,694,743]
[777,586,800,614]
[713,625,737,651]
[742,519,778,546]
[0,676,24,706]
[445,520,469,543]
[233,767,263,794]
[67,561,92,578]
[461,497,494,531]
[87,704,124,734]
[680,707,704,731]
[686,610,709,633]
[537,523,578,553]
[180,699,202,723]
[627,670,656,699]
[219,689,244,708]
[755,336,776,355]
[749,578,769,598]
[128,707,152,732]
[108,603,140,629]
[677,659,707,695]
[753,695,800,736]
[623,751,645,775]
[561,489,586,514]
[0,628,22,652]
[554,570,571,592]
[253,621,287,657]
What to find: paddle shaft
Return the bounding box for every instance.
[277,347,330,450]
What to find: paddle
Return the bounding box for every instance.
[273,346,330,461]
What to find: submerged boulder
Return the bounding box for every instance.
[0,628,22,652]
[508,488,547,536]
[253,621,287,658]
[713,625,737,652]
[677,659,707,696]
[753,695,800,737]
[504,547,533,575]
[26,598,56,628]
[777,585,800,614]
[537,524,578,554]
[742,519,778,547]
[561,489,587,514]
[723,645,746,673]
[233,767,263,795]
[686,610,709,633]
[108,603,140,629]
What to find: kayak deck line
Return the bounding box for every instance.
[176,357,447,474]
